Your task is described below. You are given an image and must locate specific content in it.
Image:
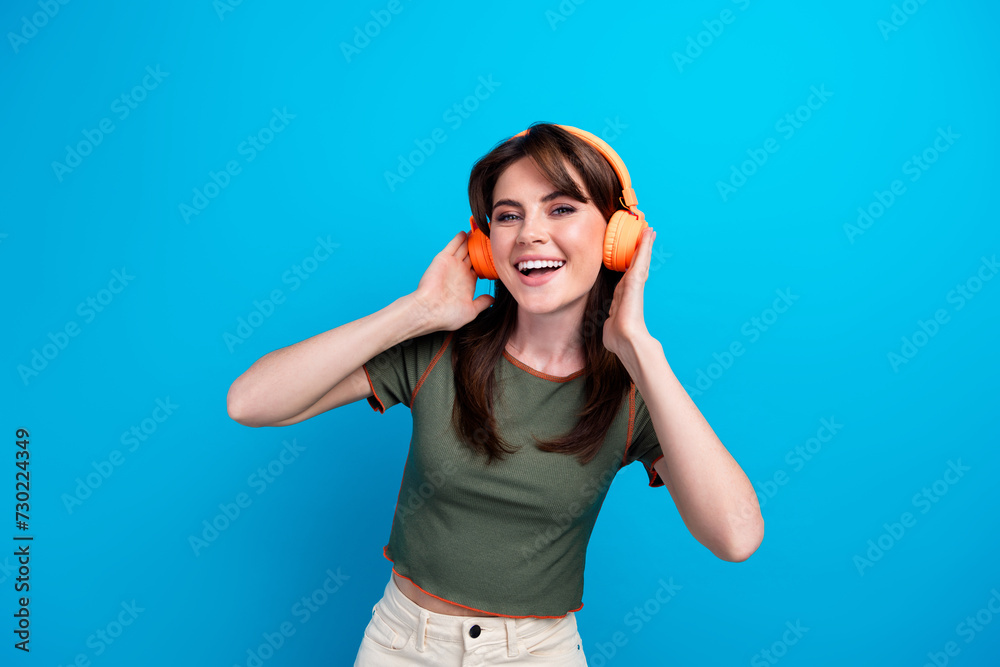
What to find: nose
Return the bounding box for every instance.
[515,209,549,246]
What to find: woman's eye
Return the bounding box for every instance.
[494,207,573,222]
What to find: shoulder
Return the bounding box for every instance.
[363,329,458,413]
[363,329,455,381]
[409,328,454,356]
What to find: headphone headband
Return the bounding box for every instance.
[511,125,638,209]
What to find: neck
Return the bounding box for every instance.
[506,301,587,368]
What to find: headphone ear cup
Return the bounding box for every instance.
[603,210,648,272]
[467,215,498,280]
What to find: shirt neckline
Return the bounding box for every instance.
[501,349,585,383]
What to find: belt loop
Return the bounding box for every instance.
[504,618,519,657]
[415,609,429,652]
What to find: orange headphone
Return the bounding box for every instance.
[466,124,649,280]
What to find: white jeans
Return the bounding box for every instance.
[354,573,588,665]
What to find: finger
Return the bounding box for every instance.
[641,227,656,269]
[473,294,494,313]
[443,230,466,255]
[625,228,654,276]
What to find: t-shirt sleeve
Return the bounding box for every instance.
[623,385,665,488]
[362,329,452,413]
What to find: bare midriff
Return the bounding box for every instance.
[392,570,501,617]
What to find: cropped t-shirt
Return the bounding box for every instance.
[362,328,665,618]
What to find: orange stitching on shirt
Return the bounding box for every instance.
[648,453,665,487]
[501,350,585,382]
[412,331,454,406]
[622,382,637,466]
[362,363,385,413]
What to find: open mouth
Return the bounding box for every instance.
[517,259,566,276]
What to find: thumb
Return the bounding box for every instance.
[472,294,495,313]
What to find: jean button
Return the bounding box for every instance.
[469,624,481,638]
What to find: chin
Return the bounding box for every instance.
[501,264,596,313]
[515,301,561,315]
[513,291,589,314]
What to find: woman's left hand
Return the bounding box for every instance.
[603,227,656,358]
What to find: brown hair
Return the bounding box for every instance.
[450,122,633,467]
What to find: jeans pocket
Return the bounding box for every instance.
[521,616,582,658]
[363,605,408,651]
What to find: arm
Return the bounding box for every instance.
[226,230,493,428]
[226,293,434,427]
[603,227,763,562]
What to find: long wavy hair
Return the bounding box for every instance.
[450,122,634,467]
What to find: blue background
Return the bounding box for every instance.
[2,0,998,665]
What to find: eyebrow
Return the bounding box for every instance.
[491,191,570,212]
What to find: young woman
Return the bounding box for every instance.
[227,123,764,665]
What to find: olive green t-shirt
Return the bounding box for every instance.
[362,328,665,618]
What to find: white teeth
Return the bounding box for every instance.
[517,259,565,271]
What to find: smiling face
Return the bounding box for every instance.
[488,156,608,317]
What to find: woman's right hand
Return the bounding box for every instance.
[412,230,495,331]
